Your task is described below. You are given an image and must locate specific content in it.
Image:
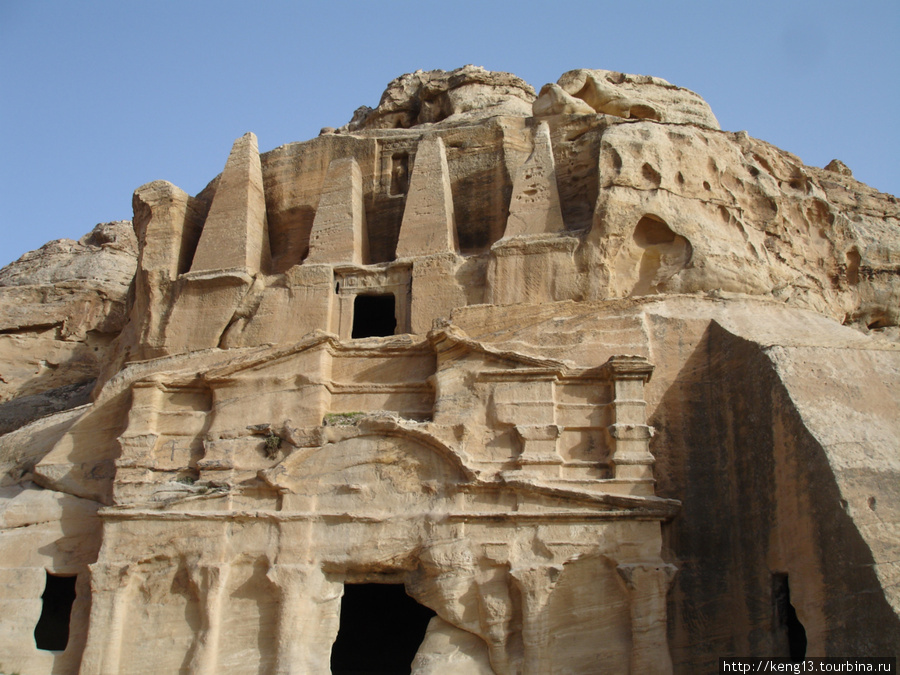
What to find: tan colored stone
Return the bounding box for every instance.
[0,221,137,433]
[347,65,535,130]
[1,66,899,673]
[190,132,270,274]
[0,221,136,291]
[556,68,720,128]
[0,485,100,673]
[502,122,566,237]
[825,158,853,176]
[396,135,458,257]
[306,157,369,265]
[0,406,86,486]
[412,617,495,673]
[410,254,468,334]
[132,180,206,277]
[116,179,210,364]
[531,82,596,117]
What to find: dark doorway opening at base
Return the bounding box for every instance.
[352,294,397,339]
[773,572,807,660]
[331,583,436,675]
[34,572,77,651]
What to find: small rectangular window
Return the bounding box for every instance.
[352,294,396,339]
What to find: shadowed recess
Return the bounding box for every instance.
[331,583,436,674]
[34,572,77,651]
[353,294,397,339]
[773,573,807,661]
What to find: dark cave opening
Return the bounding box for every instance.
[330,583,436,675]
[34,572,76,651]
[352,294,397,339]
[773,572,807,660]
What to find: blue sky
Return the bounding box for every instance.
[2,1,898,269]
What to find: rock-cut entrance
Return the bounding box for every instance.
[330,583,436,674]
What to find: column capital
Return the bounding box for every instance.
[604,354,654,383]
[616,562,678,591]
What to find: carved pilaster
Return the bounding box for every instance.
[616,562,678,674]
[267,563,342,674]
[605,356,656,489]
[475,574,515,675]
[113,382,166,503]
[78,562,136,675]
[186,563,231,675]
[510,564,563,675]
[514,424,562,474]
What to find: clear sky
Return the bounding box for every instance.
[1,0,898,270]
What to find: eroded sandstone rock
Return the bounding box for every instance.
[346,65,536,130]
[534,68,719,129]
[0,221,137,433]
[1,66,899,673]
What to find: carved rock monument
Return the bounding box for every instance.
[1,66,899,673]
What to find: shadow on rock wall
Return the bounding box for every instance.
[652,321,900,670]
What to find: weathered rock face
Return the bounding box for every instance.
[0,221,137,437]
[534,68,720,129]
[345,65,536,131]
[1,65,898,673]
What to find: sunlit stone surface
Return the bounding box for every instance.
[1,66,899,673]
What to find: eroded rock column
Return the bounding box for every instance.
[510,564,562,675]
[130,180,207,359]
[78,562,136,675]
[475,574,516,674]
[133,180,206,278]
[617,562,678,674]
[112,381,163,504]
[268,563,342,674]
[186,562,231,675]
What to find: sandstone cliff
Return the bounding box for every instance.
[0,66,898,674]
[0,222,137,438]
